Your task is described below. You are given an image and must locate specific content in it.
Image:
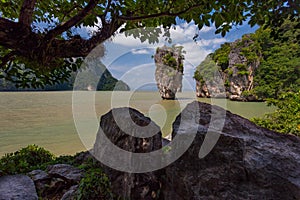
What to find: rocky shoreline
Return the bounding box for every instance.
[1,101,300,199]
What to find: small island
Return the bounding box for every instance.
[154,45,185,100]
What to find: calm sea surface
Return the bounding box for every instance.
[0,91,275,156]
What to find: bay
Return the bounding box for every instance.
[0,91,275,156]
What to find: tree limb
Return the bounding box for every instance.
[45,0,99,40]
[0,15,117,62]
[102,0,112,21]
[50,20,122,58]
[19,0,37,27]
[61,4,82,22]
[0,17,31,49]
[287,0,300,12]
[0,51,17,69]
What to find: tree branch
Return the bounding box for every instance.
[287,0,300,12]
[0,18,31,49]
[19,0,37,27]
[49,20,122,58]
[102,0,112,20]
[0,15,119,63]
[61,4,82,22]
[45,0,99,40]
[118,3,204,22]
[0,51,17,69]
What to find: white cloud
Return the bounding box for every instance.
[71,19,258,93]
[168,23,196,41]
[103,23,214,67]
[200,26,215,33]
[197,38,227,47]
[109,21,200,48]
[111,34,150,47]
[131,49,151,55]
[101,22,225,87]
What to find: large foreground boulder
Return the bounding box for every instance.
[0,175,38,200]
[93,107,163,199]
[163,101,300,199]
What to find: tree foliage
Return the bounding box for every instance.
[77,168,114,200]
[0,0,299,87]
[0,144,54,175]
[253,20,300,98]
[193,54,220,85]
[252,91,300,136]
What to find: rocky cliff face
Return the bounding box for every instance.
[194,55,227,98]
[195,35,261,101]
[226,36,260,101]
[195,79,227,98]
[74,60,130,91]
[154,46,184,100]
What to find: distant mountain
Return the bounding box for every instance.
[0,61,130,91]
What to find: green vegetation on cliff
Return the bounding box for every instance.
[159,45,185,71]
[193,54,219,85]
[196,19,300,100]
[194,19,300,136]
[74,61,130,91]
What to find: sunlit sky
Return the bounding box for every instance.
[85,21,258,90]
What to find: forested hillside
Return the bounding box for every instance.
[0,62,129,91]
[194,19,300,101]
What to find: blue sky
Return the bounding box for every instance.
[86,21,258,91]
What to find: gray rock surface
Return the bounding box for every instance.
[28,169,51,198]
[163,101,300,199]
[0,175,38,200]
[27,165,83,200]
[93,107,163,200]
[61,185,78,200]
[154,45,184,100]
[47,164,84,184]
[195,79,226,98]
[227,38,253,98]
[28,169,49,181]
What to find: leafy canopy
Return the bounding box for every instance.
[252,91,300,136]
[0,0,299,87]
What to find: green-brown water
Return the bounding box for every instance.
[0,91,275,156]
